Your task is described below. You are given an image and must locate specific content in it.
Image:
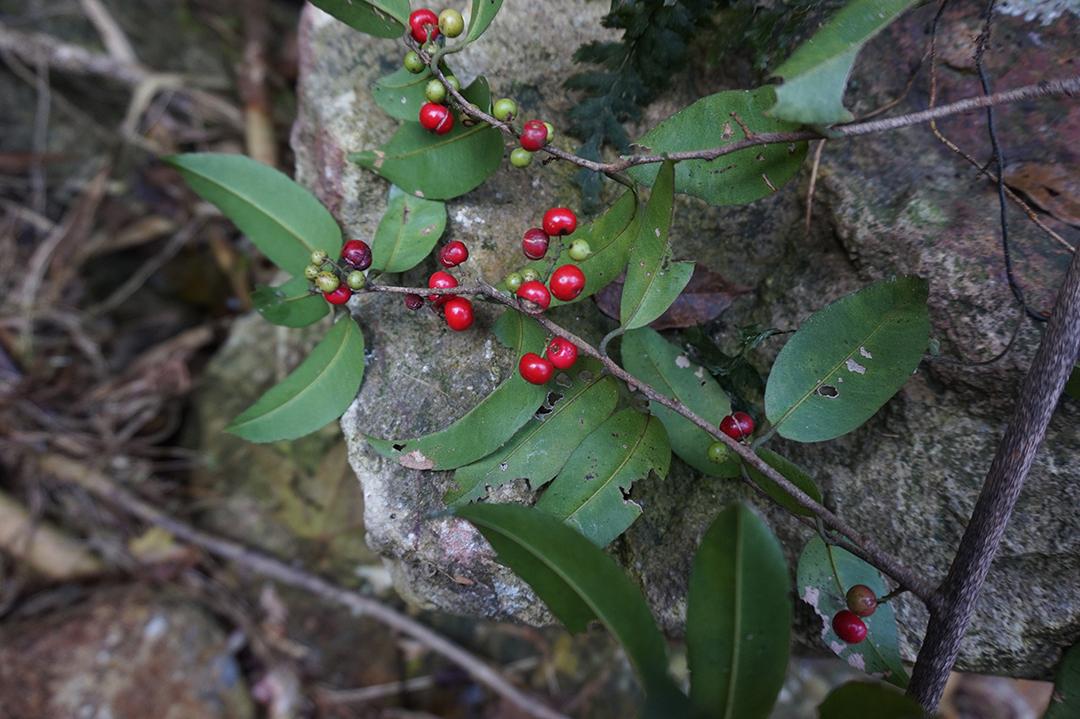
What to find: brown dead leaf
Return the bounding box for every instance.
[594,265,751,330]
[1004,162,1080,227]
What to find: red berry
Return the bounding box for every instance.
[846,585,878,618]
[520,120,549,151]
[419,102,454,135]
[521,227,550,260]
[516,280,551,310]
[545,338,578,370]
[439,240,469,268]
[341,239,372,270]
[408,8,440,42]
[549,264,586,302]
[519,352,553,385]
[443,297,474,331]
[404,293,424,310]
[324,285,352,305]
[542,207,577,237]
[428,270,458,306]
[832,610,868,644]
[719,411,755,441]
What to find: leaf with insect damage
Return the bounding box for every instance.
[309,0,410,39]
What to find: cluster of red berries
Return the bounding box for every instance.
[706,411,756,462]
[304,240,372,305]
[406,240,475,331]
[832,584,879,644]
[520,337,580,385]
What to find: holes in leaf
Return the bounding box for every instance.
[817,384,839,398]
[392,442,406,451]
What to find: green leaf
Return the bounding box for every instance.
[743,449,823,517]
[167,153,342,275]
[227,316,365,443]
[627,88,808,206]
[371,186,447,273]
[367,311,547,470]
[620,328,737,477]
[373,66,433,121]
[447,362,618,506]
[465,0,504,44]
[818,681,923,718]
[507,192,638,306]
[1066,364,1079,401]
[456,503,688,712]
[621,161,694,330]
[308,0,410,39]
[1046,643,1080,719]
[769,0,919,125]
[251,276,329,328]
[687,503,790,719]
[351,78,503,200]
[797,536,908,687]
[764,276,930,443]
[536,409,670,547]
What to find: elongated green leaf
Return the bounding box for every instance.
[536,410,670,547]
[456,503,688,713]
[764,276,929,443]
[352,78,502,200]
[743,449,823,517]
[465,0,504,43]
[687,503,790,719]
[1046,643,1080,719]
[621,162,694,330]
[371,186,447,273]
[797,537,908,687]
[227,316,365,443]
[507,192,638,306]
[818,681,923,718]
[627,88,808,206]
[373,66,433,121]
[368,311,547,469]
[309,0,410,39]
[769,0,919,125]
[167,153,342,275]
[251,276,329,328]
[1066,364,1079,401]
[621,328,737,477]
[448,362,618,506]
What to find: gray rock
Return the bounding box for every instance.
[293,2,1080,677]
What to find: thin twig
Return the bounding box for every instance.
[804,140,826,237]
[39,455,572,719]
[368,282,939,605]
[77,0,138,65]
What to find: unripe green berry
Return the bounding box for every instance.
[346,271,367,291]
[510,148,534,168]
[438,8,465,38]
[568,239,592,261]
[425,79,447,104]
[543,121,555,141]
[504,272,523,292]
[315,271,340,293]
[303,264,321,280]
[404,51,425,74]
[446,75,460,92]
[707,441,731,464]
[493,98,518,121]
[520,267,540,283]
[310,250,328,265]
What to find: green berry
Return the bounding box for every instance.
[446,75,461,92]
[310,250,328,265]
[404,51,425,74]
[315,271,340,293]
[568,239,592,261]
[520,267,540,283]
[510,148,534,168]
[303,264,321,280]
[707,441,731,464]
[346,271,367,291]
[543,121,555,141]
[425,79,447,104]
[493,98,518,121]
[504,272,523,292]
[438,8,465,38]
